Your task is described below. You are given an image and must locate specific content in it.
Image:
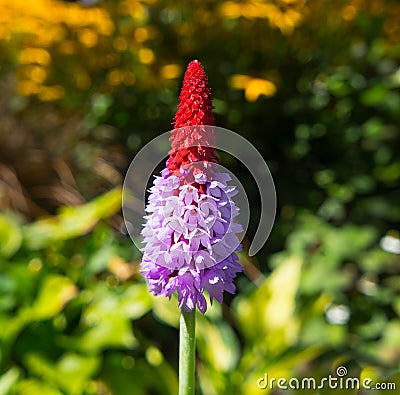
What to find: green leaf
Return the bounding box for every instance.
[233,256,302,354]
[30,275,77,320]
[79,316,137,352]
[0,274,17,311]
[0,214,22,258]
[23,352,100,395]
[152,294,180,328]
[22,188,122,250]
[361,85,388,106]
[101,354,177,395]
[197,315,240,373]
[83,283,152,323]
[23,354,60,390]
[118,283,153,320]
[0,367,21,395]
[384,373,400,392]
[73,283,151,352]
[57,353,100,394]
[16,379,62,395]
[85,242,117,274]
[198,364,228,395]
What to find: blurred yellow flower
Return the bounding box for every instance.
[18,48,51,66]
[29,66,47,84]
[107,69,124,86]
[245,79,277,102]
[138,48,155,64]
[341,5,357,21]
[78,29,99,48]
[230,74,277,102]
[0,0,117,100]
[220,0,306,34]
[113,36,128,52]
[123,71,137,86]
[119,0,147,20]
[59,41,76,55]
[135,27,150,42]
[160,64,182,80]
[38,85,65,101]
[76,71,92,90]
[16,80,39,96]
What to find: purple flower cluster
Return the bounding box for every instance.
[141,168,243,313]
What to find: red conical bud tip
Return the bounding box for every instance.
[167,60,218,175]
[173,60,214,129]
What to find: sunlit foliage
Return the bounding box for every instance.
[1,0,400,394]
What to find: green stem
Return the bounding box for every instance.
[179,308,196,395]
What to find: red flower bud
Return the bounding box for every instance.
[167,60,218,174]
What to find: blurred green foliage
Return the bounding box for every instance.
[1,0,400,394]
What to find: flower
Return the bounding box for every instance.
[141,60,242,313]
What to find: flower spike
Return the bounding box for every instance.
[140,60,242,313]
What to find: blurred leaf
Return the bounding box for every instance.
[30,275,77,320]
[22,188,122,250]
[78,315,137,352]
[381,320,400,348]
[239,347,323,395]
[233,256,302,354]
[384,373,400,392]
[16,379,62,395]
[197,314,240,373]
[360,366,382,389]
[85,241,118,274]
[101,354,177,395]
[327,76,352,97]
[360,249,392,273]
[0,367,20,395]
[198,364,228,395]
[118,283,153,320]
[22,354,61,391]
[100,354,145,395]
[0,1,400,393]
[0,274,17,311]
[0,214,22,258]
[360,85,388,106]
[301,317,347,347]
[73,283,151,352]
[57,353,100,394]
[152,294,180,328]
[24,352,99,395]
[83,283,152,323]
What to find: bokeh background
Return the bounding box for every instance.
[1,0,400,394]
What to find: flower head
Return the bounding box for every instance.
[141,60,242,313]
